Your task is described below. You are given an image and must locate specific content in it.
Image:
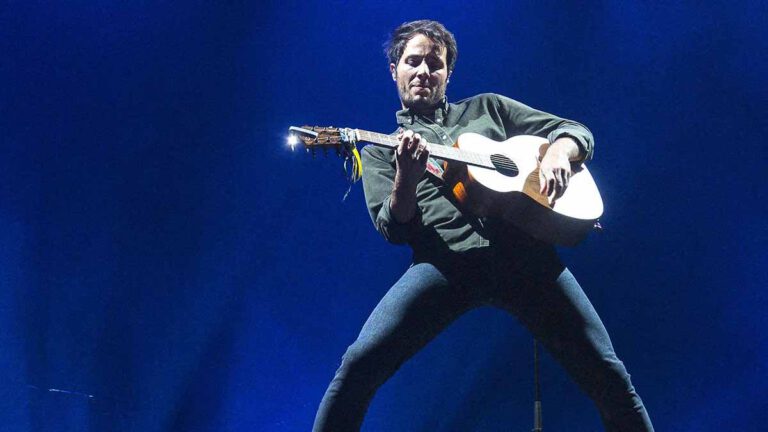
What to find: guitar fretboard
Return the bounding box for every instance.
[354,129,494,169]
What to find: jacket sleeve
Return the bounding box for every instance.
[494,93,595,161]
[360,144,422,245]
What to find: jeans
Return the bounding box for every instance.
[312,243,654,431]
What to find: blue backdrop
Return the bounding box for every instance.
[2,1,766,431]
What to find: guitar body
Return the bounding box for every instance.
[443,134,603,246]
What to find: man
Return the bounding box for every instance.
[313,20,654,431]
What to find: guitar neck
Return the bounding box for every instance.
[354,129,493,169]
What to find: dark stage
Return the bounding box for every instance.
[1,1,766,431]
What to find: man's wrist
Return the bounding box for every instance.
[394,169,420,191]
[393,173,422,221]
[389,196,416,224]
[550,136,583,161]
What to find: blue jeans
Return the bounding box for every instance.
[313,244,654,431]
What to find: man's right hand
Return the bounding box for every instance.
[395,130,430,187]
[390,130,430,223]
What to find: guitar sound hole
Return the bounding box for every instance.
[490,154,519,177]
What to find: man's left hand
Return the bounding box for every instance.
[538,137,581,203]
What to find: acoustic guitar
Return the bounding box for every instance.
[289,126,603,246]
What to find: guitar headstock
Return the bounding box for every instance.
[288,126,356,154]
[287,125,363,182]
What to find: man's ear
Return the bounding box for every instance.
[390,63,397,81]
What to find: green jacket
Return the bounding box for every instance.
[361,93,593,255]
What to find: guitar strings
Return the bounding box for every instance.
[419,116,508,171]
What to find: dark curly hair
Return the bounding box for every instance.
[384,20,458,74]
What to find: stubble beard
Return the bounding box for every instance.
[397,77,446,114]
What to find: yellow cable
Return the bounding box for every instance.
[351,146,363,182]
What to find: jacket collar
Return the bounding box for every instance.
[396,96,450,125]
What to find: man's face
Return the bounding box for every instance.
[390,33,449,113]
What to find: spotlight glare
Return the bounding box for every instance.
[287,134,299,150]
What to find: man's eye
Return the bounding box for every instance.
[407,57,421,66]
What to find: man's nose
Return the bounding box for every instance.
[415,61,430,77]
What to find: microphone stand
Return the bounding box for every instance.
[532,338,543,432]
